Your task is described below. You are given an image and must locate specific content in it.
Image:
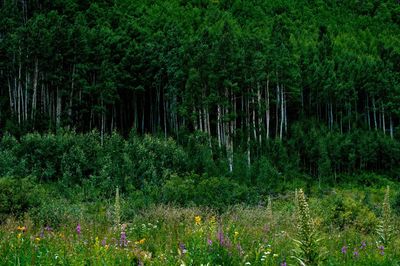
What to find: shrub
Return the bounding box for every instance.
[0,177,45,221]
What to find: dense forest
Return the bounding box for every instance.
[1,0,400,179]
[1,2,400,265]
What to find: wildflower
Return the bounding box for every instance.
[377,186,393,245]
[135,238,146,245]
[179,242,187,255]
[281,260,287,266]
[44,225,52,232]
[114,186,121,227]
[234,231,239,238]
[17,226,26,232]
[120,231,127,247]
[39,230,44,239]
[101,239,107,246]
[378,245,384,256]
[17,233,22,239]
[195,215,202,225]
[353,249,359,258]
[217,228,225,245]
[341,246,347,254]
[360,241,366,249]
[76,224,81,235]
[35,237,41,242]
[207,238,212,246]
[273,254,279,257]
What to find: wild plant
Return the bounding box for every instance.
[377,186,393,246]
[292,189,325,266]
[114,186,121,228]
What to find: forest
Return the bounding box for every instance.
[1,0,400,265]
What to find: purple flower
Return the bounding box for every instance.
[207,238,212,246]
[360,241,366,249]
[179,242,187,255]
[217,228,225,246]
[341,246,347,254]
[101,239,107,246]
[379,245,384,256]
[45,225,52,232]
[280,261,287,266]
[353,248,359,258]
[120,231,127,247]
[39,230,44,238]
[76,224,81,235]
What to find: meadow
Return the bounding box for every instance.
[1,187,399,266]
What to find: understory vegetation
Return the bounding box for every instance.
[1,187,400,265]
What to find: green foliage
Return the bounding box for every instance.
[317,191,378,234]
[161,174,250,209]
[0,177,45,221]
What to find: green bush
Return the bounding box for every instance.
[161,174,250,209]
[0,177,45,221]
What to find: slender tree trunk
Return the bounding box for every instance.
[372,96,377,130]
[163,93,167,138]
[100,94,105,145]
[68,64,75,121]
[280,84,284,140]
[31,57,39,121]
[284,85,287,134]
[389,114,393,139]
[276,83,279,138]
[265,78,270,139]
[246,88,251,167]
[217,104,221,148]
[56,86,61,128]
[366,94,370,130]
[257,83,262,144]
[7,78,14,116]
[252,91,256,141]
[17,58,22,124]
[381,102,385,134]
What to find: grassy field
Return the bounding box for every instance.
[1,188,399,266]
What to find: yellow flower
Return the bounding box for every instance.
[105,244,109,250]
[234,231,239,238]
[195,215,202,225]
[17,226,26,232]
[135,238,146,245]
[35,237,41,242]
[17,233,22,239]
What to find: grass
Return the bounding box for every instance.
[0,189,399,265]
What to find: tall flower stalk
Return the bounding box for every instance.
[377,186,393,246]
[115,186,121,227]
[292,189,325,266]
